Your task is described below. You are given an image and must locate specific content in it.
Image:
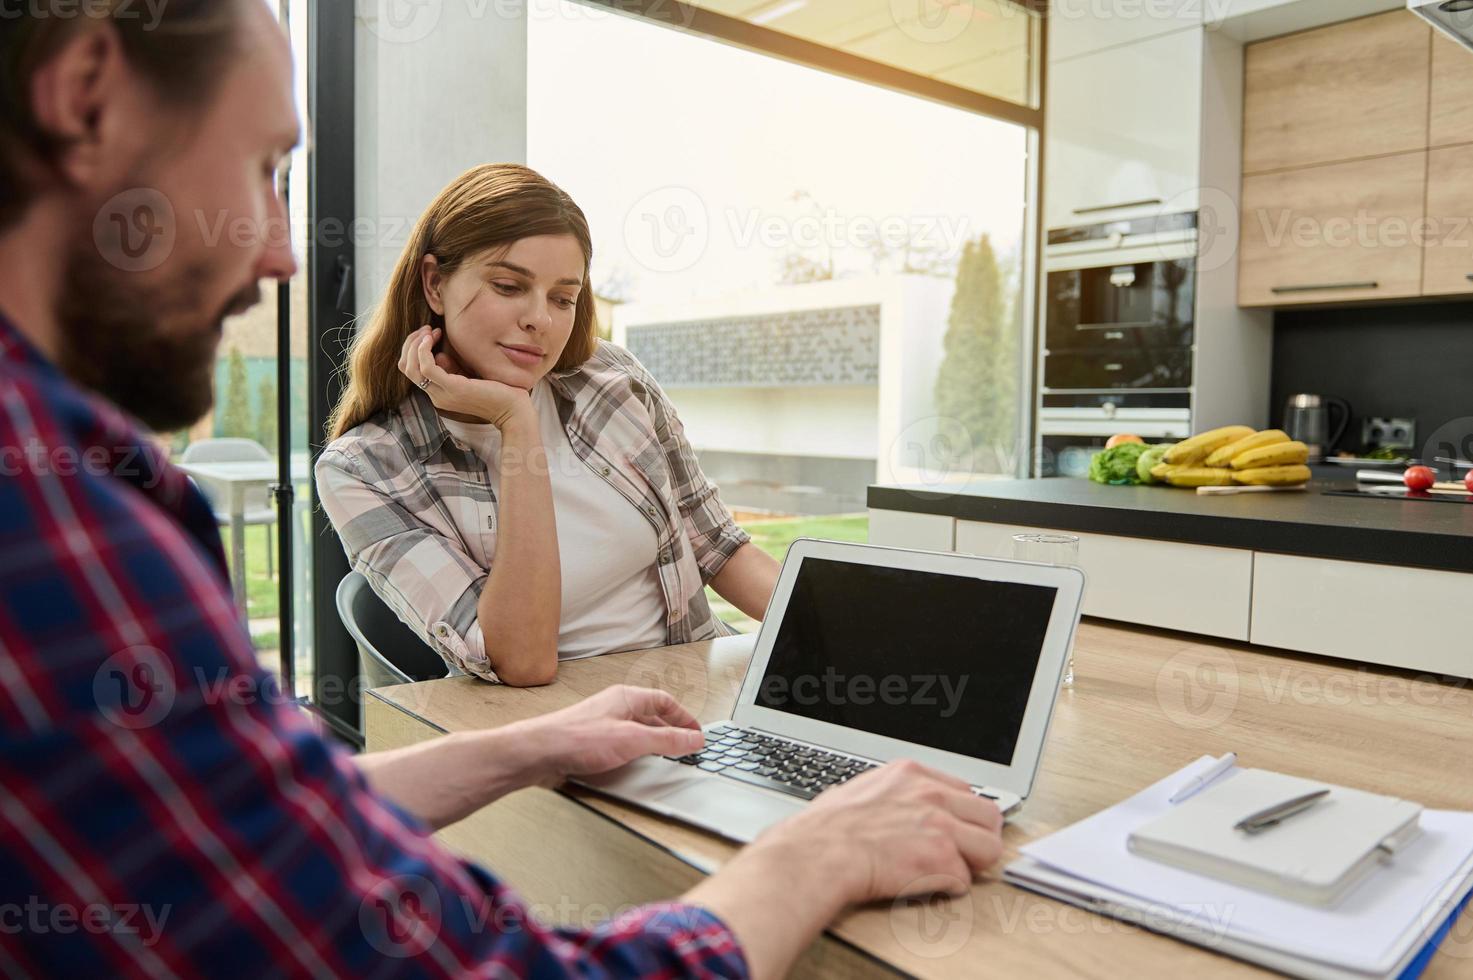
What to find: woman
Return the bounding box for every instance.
[317,164,780,686]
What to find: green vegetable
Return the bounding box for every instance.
[1137,443,1175,484]
[1089,442,1150,485]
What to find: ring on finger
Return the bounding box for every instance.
[418,377,431,390]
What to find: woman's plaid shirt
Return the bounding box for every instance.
[316,341,750,681]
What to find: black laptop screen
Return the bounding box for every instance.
[754,556,1060,765]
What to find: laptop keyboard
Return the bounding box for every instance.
[667,724,878,801]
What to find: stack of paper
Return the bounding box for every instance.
[1005,756,1473,980]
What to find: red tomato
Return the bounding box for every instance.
[1404,466,1435,491]
[1465,470,1473,494]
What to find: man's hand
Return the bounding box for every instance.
[685,759,1004,979]
[515,685,707,788]
[755,759,1004,902]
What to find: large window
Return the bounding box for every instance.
[529,1,1036,629]
[167,1,315,699]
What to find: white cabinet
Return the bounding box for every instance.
[867,509,954,553]
[954,520,1254,641]
[1048,0,1200,63]
[1044,28,1204,230]
[1251,553,1473,677]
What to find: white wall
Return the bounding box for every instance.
[616,274,961,480]
[663,386,878,460]
[354,4,529,317]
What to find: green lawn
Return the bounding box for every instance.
[707,513,869,631]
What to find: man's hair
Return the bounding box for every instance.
[0,0,248,229]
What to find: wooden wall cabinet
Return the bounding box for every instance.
[1239,10,1473,306]
[1238,152,1427,307]
[1242,10,1430,175]
[1422,144,1473,296]
[1430,31,1473,148]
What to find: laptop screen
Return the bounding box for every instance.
[754,556,1060,765]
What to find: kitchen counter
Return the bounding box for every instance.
[868,475,1473,677]
[867,477,1473,574]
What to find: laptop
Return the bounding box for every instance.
[575,538,1086,844]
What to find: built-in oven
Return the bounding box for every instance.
[1036,213,1199,477]
[1043,212,1196,390]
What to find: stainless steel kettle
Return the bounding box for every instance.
[1283,394,1350,463]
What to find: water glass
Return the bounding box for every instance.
[1011,533,1080,689]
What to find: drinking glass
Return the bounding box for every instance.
[1012,533,1080,689]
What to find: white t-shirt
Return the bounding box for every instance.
[440,382,669,659]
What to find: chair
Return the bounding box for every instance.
[335,571,450,687]
[180,438,278,578]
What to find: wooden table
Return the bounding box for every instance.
[365,621,1473,978]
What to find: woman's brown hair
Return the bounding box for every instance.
[327,163,599,439]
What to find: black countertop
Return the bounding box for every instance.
[866,478,1473,574]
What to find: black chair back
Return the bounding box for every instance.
[334,571,449,686]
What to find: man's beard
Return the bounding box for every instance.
[55,234,260,434]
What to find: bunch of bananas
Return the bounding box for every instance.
[1150,427,1312,488]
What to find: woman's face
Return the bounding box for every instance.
[421,234,586,389]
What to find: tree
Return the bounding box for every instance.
[220,347,251,439]
[255,376,277,451]
[934,235,1019,473]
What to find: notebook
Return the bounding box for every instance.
[1128,768,1424,906]
[1004,756,1473,980]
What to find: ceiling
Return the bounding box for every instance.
[683,0,1038,107]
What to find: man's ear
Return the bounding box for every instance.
[28,24,136,192]
[421,253,445,316]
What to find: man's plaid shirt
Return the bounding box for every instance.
[0,315,747,976]
[316,341,750,682]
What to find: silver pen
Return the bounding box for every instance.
[1234,789,1331,834]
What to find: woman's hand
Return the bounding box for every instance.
[512,686,706,788]
[398,324,534,430]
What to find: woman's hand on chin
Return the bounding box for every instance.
[398,324,535,430]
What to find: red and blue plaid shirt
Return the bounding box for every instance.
[0,313,747,978]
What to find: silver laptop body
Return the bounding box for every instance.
[575,539,1086,844]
